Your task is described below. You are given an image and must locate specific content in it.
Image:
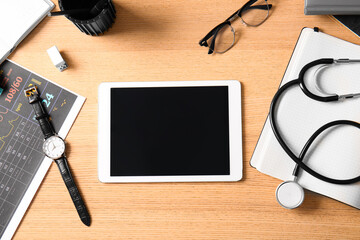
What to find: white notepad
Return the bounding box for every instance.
[251,28,360,209]
[0,0,54,64]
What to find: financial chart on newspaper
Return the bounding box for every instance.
[0,60,82,238]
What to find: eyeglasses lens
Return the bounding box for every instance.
[209,24,235,53]
[241,0,270,26]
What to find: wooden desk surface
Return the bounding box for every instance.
[9,0,360,239]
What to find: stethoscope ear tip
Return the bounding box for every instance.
[276,181,304,209]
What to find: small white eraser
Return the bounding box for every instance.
[47,46,68,72]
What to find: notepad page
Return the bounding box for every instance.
[0,0,53,59]
[251,28,360,208]
[0,38,12,64]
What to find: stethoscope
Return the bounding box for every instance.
[270,58,360,209]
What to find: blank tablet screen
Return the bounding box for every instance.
[110,86,229,176]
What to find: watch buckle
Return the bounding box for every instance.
[24,85,38,97]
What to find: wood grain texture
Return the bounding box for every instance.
[9,0,360,239]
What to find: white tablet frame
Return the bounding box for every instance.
[98,80,242,182]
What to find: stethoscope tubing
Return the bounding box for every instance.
[269,59,360,185]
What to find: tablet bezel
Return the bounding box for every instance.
[98,80,242,182]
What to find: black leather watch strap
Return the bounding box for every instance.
[27,90,55,138]
[55,157,91,226]
[24,86,91,226]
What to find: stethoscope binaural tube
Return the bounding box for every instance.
[270,58,360,208]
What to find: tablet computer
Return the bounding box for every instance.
[98,80,242,182]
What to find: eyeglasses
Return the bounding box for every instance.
[199,0,272,54]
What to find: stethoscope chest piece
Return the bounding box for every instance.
[276,181,304,209]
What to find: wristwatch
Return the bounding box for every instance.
[24,86,91,226]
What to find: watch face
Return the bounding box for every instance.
[43,136,65,159]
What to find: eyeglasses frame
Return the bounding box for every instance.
[199,0,273,54]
